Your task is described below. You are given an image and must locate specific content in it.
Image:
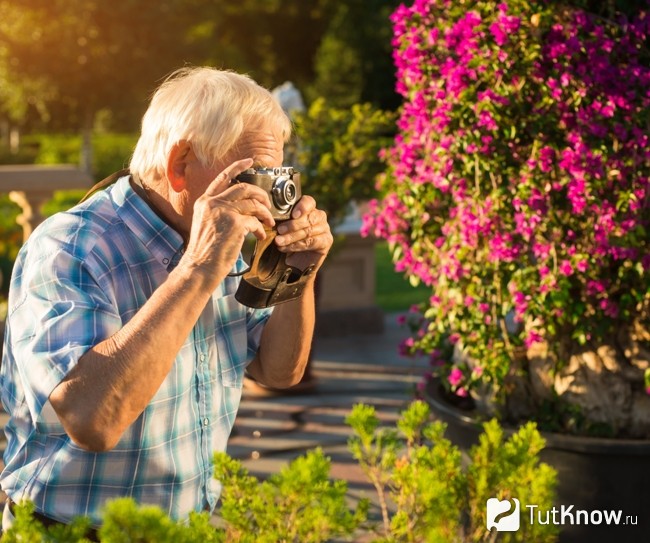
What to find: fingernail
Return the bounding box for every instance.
[277,224,288,234]
[292,209,302,219]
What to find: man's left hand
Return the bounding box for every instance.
[274,195,333,272]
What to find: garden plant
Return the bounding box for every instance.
[1,401,557,542]
[363,0,650,437]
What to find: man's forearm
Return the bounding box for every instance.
[247,279,316,388]
[49,264,218,452]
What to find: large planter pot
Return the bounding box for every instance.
[425,380,650,543]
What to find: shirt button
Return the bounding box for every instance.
[203,418,209,427]
[200,354,206,361]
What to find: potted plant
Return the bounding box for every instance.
[362,0,650,541]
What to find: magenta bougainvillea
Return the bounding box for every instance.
[363,0,650,402]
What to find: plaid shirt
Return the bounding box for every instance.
[0,176,272,525]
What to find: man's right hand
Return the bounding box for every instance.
[181,158,276,291]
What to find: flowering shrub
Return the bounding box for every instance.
[363,0,650,434]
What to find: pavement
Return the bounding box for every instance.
[0,311,429,537]
[231,312,428,515]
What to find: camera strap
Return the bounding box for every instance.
[78,168,130,203]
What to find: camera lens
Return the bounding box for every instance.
[272,177,297,211]
[284,182,296,203]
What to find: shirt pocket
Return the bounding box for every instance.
[213,293,249,388]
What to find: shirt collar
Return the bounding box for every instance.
[111,175,185,270]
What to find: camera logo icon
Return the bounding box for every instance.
[486,498,520,532]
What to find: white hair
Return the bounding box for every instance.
[129,67,292,179]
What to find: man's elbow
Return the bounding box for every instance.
[67,426,121,453]
[50,400,121,452]
[250,363,306,389]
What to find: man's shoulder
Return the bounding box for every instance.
[25,189,124,262]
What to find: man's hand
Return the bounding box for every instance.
[182,158,276,289]
[274,196,333,272]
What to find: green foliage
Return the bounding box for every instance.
[467,420,558,543]
[0,0,196,132]
[347,401,559,543]
[0,195,21,295]
[293,98,396,226]
[0,402,556,542]
[213,447,368,542]
[2,499,220,543]
[2,500,98,543]
[98,499,220,543]
[308,0,402,110]
[32,133,136,181]
[375,241,430,312]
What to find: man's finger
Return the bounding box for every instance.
[226,198,275,228]
[290,195,316,220]
[204,158,254,197]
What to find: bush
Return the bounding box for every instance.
[347,400,557,542]
[362,0,650,435]
[2,401,557,542]
[292,98,396,227]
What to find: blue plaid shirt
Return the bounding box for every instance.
[0,175,272,525]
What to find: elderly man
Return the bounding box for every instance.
[0,67,332,532]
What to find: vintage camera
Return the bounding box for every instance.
[235,167,302,220]
[232,167,315,308]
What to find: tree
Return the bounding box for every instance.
[0,0,200,171]
[186,0,329,92]
[308,0,403,110]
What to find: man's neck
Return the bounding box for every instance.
[130,174,190,243]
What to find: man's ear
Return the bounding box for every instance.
[166,140,192,193]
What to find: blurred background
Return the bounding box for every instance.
[0,0,647,304]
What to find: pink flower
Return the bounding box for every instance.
[448,367,464,387]
[559,260,573,276]
[456,387,469,398]
[525,330,544,348]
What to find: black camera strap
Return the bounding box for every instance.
[78,168,130,203]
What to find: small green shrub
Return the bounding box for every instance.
[213,447,368,542]
[3,499,220,543]
[1,402,557,542]
[347,401,558,542]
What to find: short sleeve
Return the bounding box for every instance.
[6,248,121,434]
[245,305,273,360]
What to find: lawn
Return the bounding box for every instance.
[374,241,430,313]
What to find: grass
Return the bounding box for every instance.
[374,241,430,313]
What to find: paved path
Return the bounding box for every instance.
[229,312,429,525]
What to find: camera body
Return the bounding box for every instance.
[232,166,314,308]
[235,167,301,220]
